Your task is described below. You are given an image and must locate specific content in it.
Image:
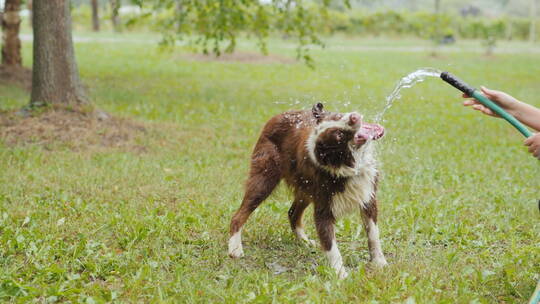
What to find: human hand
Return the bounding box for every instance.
[463,86,520,117]
[524,133,540,160]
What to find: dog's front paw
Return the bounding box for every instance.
[228,232,244,258]
[337,267,349,279]
[300,237,317,247]
[295,228,317,247]
[370,257,388,268]
[228,244,244,258]
[305,239,318,247]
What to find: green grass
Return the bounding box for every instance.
[0,33,539,303]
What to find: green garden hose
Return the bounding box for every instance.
[440,72,532,138]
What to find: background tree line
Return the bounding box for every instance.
[0,0,538,109]
[66,2,539,43]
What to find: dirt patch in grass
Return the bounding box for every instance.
[186,51,296,64]
[0,108,148,152]
[0,65,32,91]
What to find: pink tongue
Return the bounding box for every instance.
[358,123,385,141]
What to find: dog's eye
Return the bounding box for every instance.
[335,130,344,141]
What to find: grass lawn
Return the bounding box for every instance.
[0,33,539,303]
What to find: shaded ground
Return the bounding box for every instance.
[0,65,32,91]
[0,108,148,152]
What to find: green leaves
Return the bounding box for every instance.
[130,0,341,65]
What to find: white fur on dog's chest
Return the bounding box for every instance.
[330,165,377,219]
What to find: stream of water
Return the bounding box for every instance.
[374,67,442,123]
[273,67,443,126]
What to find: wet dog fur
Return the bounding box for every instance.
[228,103,387,278]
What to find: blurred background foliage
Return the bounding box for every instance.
[65,0,538,43]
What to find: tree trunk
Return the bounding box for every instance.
[30,0,88,107]
[1,0,22,67]
[27,0,33,28]
[110,0,121,32]
[530,0,537,42]
[91,0,100,32]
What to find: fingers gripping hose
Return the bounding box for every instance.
[440,72,532,138]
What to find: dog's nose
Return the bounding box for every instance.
[349,113,361,126]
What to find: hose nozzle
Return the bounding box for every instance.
[440,71,475,97]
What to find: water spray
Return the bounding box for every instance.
[440,71,532,138]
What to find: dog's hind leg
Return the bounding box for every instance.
[360,197,388,268]
[288,193,315,245]
[228,141,281,258]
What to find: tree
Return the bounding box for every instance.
[91,0,100,32]
[30,0,88,108]
[110,0,121,32]
[1,0,22,67]
[131,0,351,64]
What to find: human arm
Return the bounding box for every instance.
[462,86,540,160]
[463,86,540,132]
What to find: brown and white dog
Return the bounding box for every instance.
[228,103,387,278]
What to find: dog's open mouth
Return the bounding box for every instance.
[353,123,385,146]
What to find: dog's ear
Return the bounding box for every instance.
[312,103,324,123]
